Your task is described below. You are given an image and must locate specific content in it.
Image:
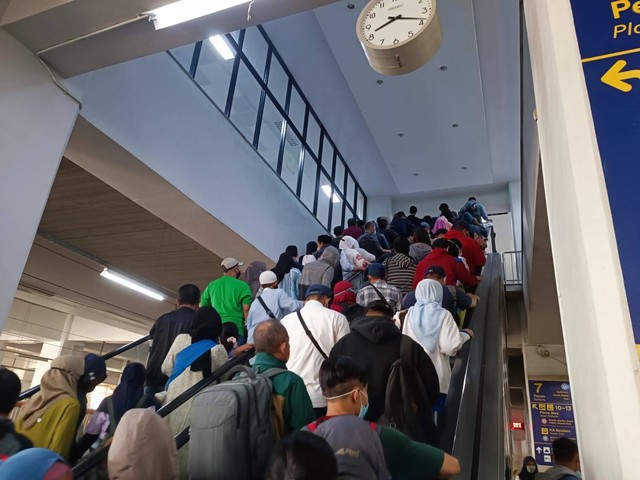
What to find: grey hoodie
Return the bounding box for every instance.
[536,465,580,480]
[409,243,432,262]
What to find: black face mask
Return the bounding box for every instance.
[235,270,242,279]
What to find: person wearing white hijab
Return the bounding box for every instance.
[399,279,473,396]
[108,408,179,480]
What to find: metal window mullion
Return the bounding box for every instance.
[312,157,322,216]
[353,174,359,219]
[224,30,245,118]
[276,79,293,176]
[296,107,310,197]
[253,47,272,150]
[188,41,203,78]
[342,158,349,225]
[327,148,338,230]
[363,193,368,220]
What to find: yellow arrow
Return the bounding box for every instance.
[601,60,640,92]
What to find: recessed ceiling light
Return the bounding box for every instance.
[413,173,419,176]
[397,133,404,137]
[452,123,459,128]
[347,3,355,9]
[376,79,384,85]
[440,65,448,71]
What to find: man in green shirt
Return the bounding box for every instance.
[201,258,252,343]
[306,356,461,480]
[252,320,315,433]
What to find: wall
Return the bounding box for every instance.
[366,196,393,221]
[509,180,522,250]
[392,187,511,218]
[0,29,78,332]
[67,52,330,262]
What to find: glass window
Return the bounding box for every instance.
[317,173,335,230]
[320,135,334,177]
[357,189,365,219]
[267,58,289,108]
[306,113,321,157]
[346,174,356,214]
[229,62,262,143]
[169,44,195,71]
[300,149,318,213]
[193,39,235,110]
[257,97,284,171]
[280,125,303,194]
[334,155,346,198]
[288,86,306,136]
[242,27,269,78]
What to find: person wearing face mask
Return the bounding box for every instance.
[516,456,539,480]
[537,437,581,480]
[281,284,350,418]
[201,257,253,345]
[304,357,461,480]
[252,320,315,433]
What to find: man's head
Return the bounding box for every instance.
[320,356,369,417]
[409,205,417,215]
[221,257,244,278]
[265,431,337,480]
[393,237,410,255]
[425,265,446,284]
[365,300,394,319]
[347,218,357,227]
[396,211,406,219]
[259,270,279,289]
[253,320,290,363]
[0,368,21,416]
[80,353,107,393]
[434,228,448,239]
[431,238,450,251]
[439,203,449,212]
[285,245,298,260]
[468,196,477,202]
[364,221,376,233]
[177,284,200,308]
[552,437,580,472]
[317,235,333,250]
[451,221,471,236]
[333,225,344,237]
[357,220,365,228]
[305,284,334,307]
[377,217,389,229]
[367,263,386,282]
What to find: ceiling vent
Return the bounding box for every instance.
[274,121,299,147]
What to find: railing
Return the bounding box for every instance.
[17,335,151,402]
[72,348,256,478]
[502,251,523,285]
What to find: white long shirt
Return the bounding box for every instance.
[281,300,350,407]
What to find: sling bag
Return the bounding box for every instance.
[296,311,328,359]
[257,295,277,320]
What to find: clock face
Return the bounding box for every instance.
[360,0,435,47]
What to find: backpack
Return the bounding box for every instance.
[378,336,435,444]
[188,365,286,480]
[304,415,391,480]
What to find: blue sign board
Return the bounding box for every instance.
[569,0,640,350]
[528,380,577,466]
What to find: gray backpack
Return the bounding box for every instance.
[188,365,286,480]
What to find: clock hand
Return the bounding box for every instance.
[375,15,401,32]
[394,17,427,20]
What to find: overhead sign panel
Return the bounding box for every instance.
[569,0,640,353]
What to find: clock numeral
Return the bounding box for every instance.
[378,2,384,7]
[419,0,424,3]
[369,12,376,18]
[408,30,414,37]
[422,7,428,13]
[380,39,385,45]
[369,34,375,41]
[419,19,425,25]
[366,24,372,30]
[393,38,399,44]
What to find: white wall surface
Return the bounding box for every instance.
[0,29,79,333]
[392,188,510,218]
[68,52,330,262]
[366,196,393,221]
[525,0,640,477]
[509,181,522,251]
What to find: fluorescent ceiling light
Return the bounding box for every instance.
[209,35,235,60]
[100,268,165,301]
[322,185,341,203]
[149,0,252,30]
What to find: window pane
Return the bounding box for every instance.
[267,58,288,107]
[280,125,303,194]
[194,40,235,109]
[288,86,305,135]
[300,150,317,213]
[257,97,284,170]
[242,27,269,78]
[320,135,334,177]
[306,113,321,157]
[317,173,333,230]
[346,174,356,213]
[357,189,365,219]
[334,156,346,198]
[229,62,262,143]
[170,43,195,71]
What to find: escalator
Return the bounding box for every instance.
[18,254,510,479]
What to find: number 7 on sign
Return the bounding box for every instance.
[534,383,543,394]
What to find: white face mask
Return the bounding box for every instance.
[526,466,536,474]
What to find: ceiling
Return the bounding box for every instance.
[263,0,520,199]
[36,159,222,296]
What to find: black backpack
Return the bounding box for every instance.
[378,336,435,444]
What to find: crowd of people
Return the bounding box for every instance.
[0,197,581,479]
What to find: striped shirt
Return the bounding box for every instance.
[383,254,418,294]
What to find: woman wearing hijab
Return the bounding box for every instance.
[330,281,364,322]
[108,408,178,480]
[161,307,228,475]
[243,261,267,300]
[399,279,473,405]
[16,355,83,460]
[515,456,538,480]
[0,448,72,480]
[74,363,158,460]
[298,246,340,299]
[273,252,301,301]
[338,236,374,290]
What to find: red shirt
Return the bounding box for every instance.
[412,248,478,290]
[445,229,487,275]
[342,226,365,239]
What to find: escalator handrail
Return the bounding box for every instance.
[71,347,256,478]
[18,334,151,401]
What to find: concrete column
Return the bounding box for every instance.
[29,314,75,386]
[524,1,640,477]
[0,29,79,333]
